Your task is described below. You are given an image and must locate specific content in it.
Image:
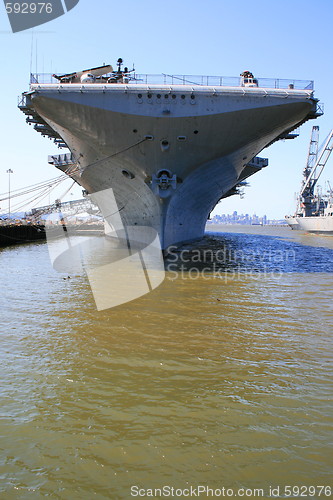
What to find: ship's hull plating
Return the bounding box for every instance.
[286,215,333,234]
[26,83,318,248]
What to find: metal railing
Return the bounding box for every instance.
[29,73,314,90]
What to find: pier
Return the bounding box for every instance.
[0,198,103,247]
[0,222,46,247]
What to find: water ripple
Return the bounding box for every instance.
[0,233,332,498]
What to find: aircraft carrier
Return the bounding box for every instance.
[19,62,322,248]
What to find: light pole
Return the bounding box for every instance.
[6,169,13,219]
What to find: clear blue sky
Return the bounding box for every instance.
[0,0,332,218]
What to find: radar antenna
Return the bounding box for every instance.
[117,58,123,73]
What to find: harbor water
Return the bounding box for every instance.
[1,225,332,499]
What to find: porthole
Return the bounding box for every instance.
[191,94,195,100]
[177,136,187,142]
[160,140,170,151]
[194,130,199,134]
[147,93,152,99]
[138,93,142,98]
[172,94,176,99]
[181,95,185,99]
[122,169,135,179]
[164,94,169,99]
[157,94,161,99]
[133,129,138,133]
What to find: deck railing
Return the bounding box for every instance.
[29,73,314,90]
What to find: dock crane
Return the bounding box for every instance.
[297,126,333,216]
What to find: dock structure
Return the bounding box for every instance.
[30,197,99,219]
[0,197,102,247]
[0,223,46,247]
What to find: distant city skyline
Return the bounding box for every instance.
[208,211,286,225]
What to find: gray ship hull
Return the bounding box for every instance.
[286,214,333,234]
[21,80,320,248]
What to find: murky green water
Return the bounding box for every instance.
[1,226,332,499]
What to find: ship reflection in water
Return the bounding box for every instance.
[1,226,332,498]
